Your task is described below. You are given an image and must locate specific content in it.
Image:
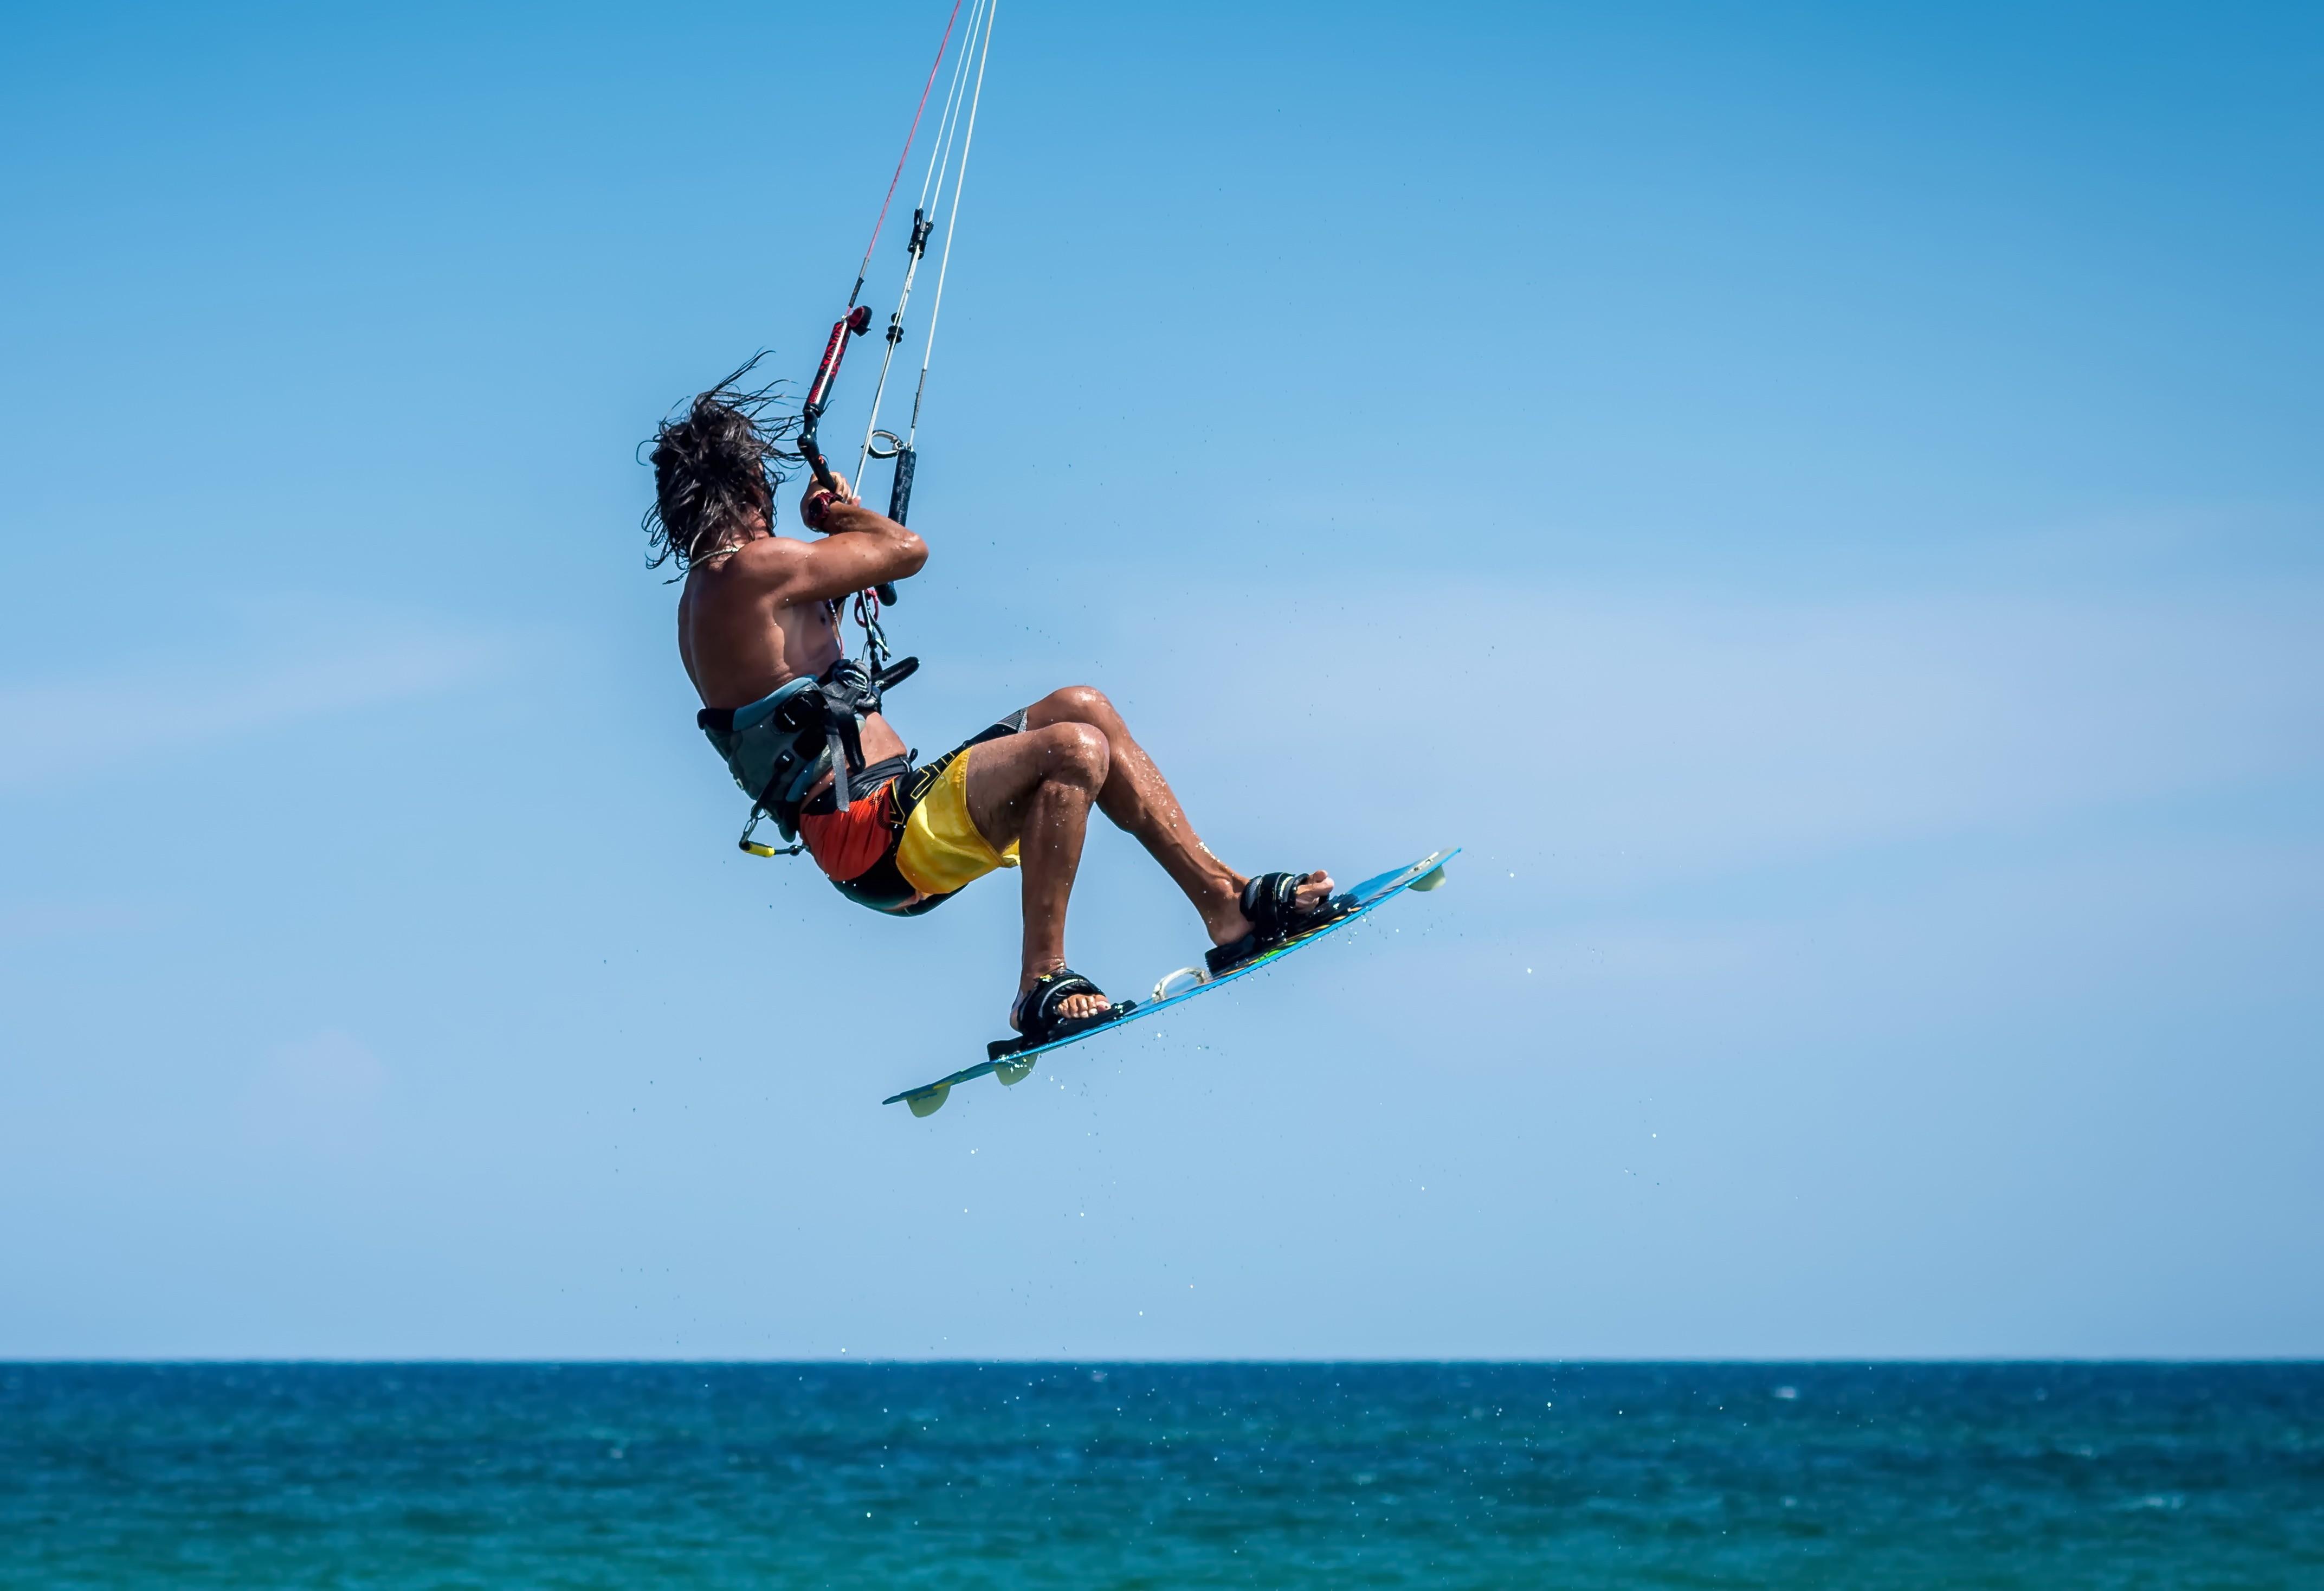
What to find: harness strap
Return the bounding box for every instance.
[698,658,919,845]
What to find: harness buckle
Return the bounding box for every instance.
[738,808,802,859]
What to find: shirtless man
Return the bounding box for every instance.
[645,376,1340,1048]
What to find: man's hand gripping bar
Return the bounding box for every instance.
[797,304,899,606]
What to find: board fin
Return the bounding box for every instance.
[1409,862,1448,892]
[906,1084,950,1117]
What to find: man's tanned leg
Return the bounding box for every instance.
[959,691,1335,1027]
[962,722,1113,1022]
[1024,687,1332,942]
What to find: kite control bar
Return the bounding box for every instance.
[796,304,898,604]
[798,305,871,497]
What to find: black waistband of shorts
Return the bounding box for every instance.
[799,754,913,819]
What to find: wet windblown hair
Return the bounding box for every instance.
[642,357,800,574]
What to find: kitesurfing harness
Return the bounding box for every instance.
[699,652,922,856]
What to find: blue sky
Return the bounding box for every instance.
[2,0,2319,1358]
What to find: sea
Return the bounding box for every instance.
[3,1362,2318,1588]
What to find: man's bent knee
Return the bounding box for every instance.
[1040,684,1114,723]
[1040,721,1110,790]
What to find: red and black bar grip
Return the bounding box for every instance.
[798,305,872,494]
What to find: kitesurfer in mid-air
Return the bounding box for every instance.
[646,377,1344,1048]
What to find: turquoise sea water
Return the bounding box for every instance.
[4,1363,2319,1588]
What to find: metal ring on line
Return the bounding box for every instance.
[867,429,906,460]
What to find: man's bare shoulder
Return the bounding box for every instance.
[688,533,812,598]
[730,532,815,571]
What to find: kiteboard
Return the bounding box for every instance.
[882,848,1457,1115]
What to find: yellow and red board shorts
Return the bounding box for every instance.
[895,745,1020,895]
[799,716,1023,914]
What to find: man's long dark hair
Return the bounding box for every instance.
[642,357,799,574]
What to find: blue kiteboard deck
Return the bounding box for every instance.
[882,848,1456,1115]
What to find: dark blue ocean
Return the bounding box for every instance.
[4,1363,2319,1588]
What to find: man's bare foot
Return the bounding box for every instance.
[1205,869,1335,948]
[1012,966,1112,1032]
